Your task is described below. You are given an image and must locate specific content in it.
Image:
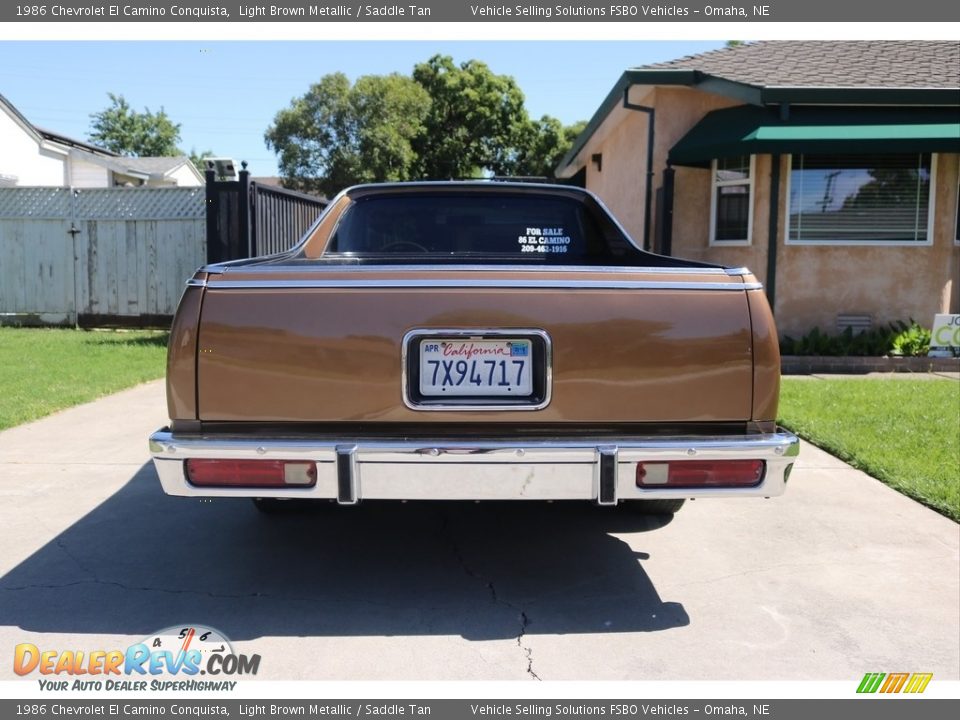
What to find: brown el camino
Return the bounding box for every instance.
[149,182,798,514]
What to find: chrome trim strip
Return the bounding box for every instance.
[185,278,207,287]
[213,264,737,276]
[400,328,553,412]
[149,432,799,461]
[201,279,760,291]
[149,429,799,502]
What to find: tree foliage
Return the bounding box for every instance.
[265,56,585,194]
[265,72,430,197]
[188,148,216,173]
[842,167,929,209]
[511,116,587,179]
[410,55,528,179]
[88,93,182,157]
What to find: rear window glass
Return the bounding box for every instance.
[326,193,616,263]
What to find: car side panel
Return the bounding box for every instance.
[165,278,204,421]
[745,285,781,423]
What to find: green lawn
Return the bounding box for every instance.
[779,378,960,522]
[0,328,168,431]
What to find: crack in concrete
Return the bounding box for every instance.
[437,509,541,681]
[55,537,98,581]
[0,578,268,599]
[517,611,541,681]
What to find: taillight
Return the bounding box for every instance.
[185,459,317,488]
[636,460,764,488]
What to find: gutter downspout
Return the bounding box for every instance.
[661,164,675,256]
[622,88,655,252]
[765,154,781,314]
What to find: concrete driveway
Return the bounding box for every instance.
[1,380,957,681]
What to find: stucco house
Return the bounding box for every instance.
[0,92,203,189]
[557,41,960,337]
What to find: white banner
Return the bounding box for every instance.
[931,314,960,348]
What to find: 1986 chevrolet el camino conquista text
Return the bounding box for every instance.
[149,182,798,514]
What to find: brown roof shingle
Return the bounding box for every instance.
[640,41,960,89]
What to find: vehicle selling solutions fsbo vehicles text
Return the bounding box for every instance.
[467,5,771,17]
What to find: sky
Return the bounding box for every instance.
[0,41,724,176]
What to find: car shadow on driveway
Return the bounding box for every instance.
[0,463,689,642]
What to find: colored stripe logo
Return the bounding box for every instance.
[857,672,933,694]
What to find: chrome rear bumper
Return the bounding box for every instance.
[149,430,799,504]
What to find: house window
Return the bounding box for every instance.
[787,153,935,245]
[710,155,754,245]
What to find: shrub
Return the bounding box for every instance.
[780,320,931,357]
[890,322,932,357]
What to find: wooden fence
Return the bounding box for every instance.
[0,186,205,327]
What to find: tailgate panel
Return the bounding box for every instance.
[197,284,753,423]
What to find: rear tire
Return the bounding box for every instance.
[622,499,685,515]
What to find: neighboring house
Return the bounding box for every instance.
[556,41,960,337]
[0,92,203,188]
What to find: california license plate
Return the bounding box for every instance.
[419,339,533,397]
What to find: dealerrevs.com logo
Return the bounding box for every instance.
[14,625,259,692]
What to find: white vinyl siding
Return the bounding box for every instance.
[0,105,67,186]
[69,157,111,188]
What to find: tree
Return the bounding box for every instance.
[88,93,182,157]
[265,72,430,197]
[842,167,929,210]
[511,116,587,179]
[265,55,587,193]
[411,55,529,179]
[188,148,216,173]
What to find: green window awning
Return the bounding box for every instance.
[668,105,960,167]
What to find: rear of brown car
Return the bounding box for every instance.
[150,183,796,509]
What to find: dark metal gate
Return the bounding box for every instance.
[204,164,327,263]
